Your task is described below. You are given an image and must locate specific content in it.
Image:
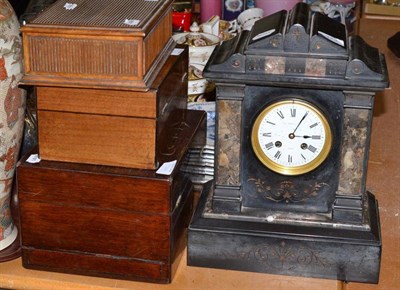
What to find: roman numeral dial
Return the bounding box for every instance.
[251,99,333,176]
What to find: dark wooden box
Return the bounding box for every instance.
[16,110,206,283]
[34,47,188,169]
[21,0,175,91]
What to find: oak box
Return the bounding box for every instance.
[35,47,188,169]
[21,0,175,91]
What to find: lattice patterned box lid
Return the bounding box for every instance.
[21,0,175,91]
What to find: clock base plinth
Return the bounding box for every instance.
[188,182,381,284]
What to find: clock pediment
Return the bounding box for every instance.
[204,2,388,89]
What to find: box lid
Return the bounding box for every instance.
[28,0,174,33]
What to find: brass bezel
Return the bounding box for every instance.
[251,99,333,176]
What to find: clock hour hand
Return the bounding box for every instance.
[294,135,321,139]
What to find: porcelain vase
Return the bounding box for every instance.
[0,0,26,255]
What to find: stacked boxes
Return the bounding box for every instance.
[17,0,205,283]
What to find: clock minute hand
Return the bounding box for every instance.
[292,112,308,134]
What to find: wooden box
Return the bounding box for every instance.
[364,0,400,18]
[17,110,206,283]
[35,47,188,169]
[21,0,175,90]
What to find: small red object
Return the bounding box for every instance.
[173,11,192,32]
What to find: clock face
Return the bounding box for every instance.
[251,99,332,176]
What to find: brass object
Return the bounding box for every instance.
[251,99,332,176]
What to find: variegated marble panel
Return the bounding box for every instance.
[337,108,370,196]
[216,99,241,186]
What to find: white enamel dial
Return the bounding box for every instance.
[251,99,332,176]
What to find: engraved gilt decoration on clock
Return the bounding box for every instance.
[221,241,331,271]
[248,178,329,203]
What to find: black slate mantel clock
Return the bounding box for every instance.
[188,3,389,283]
